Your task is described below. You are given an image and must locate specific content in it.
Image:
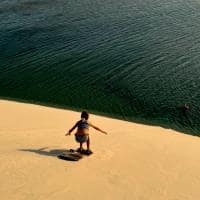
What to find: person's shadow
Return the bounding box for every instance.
[19,147,72,157]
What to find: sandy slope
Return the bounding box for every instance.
[1,100,200,200]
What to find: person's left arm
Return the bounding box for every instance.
[65,121,78,136]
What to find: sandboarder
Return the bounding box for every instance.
[65,111,108,154]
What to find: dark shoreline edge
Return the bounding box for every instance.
[1,95,199,137]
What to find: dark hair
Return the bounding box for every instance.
[81,111,89,120]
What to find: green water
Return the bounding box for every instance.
[1,0,200,135]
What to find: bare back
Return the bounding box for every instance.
[75,119,90,136]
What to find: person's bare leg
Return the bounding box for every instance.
[86,137,93,154]
[80,142,83,151]
[86,137,90,151]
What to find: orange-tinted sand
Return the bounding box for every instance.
[1,100,200,200]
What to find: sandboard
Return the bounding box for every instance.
[57,149,93,161]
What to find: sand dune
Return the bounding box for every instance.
[1,100,200,200]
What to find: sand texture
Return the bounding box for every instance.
[1,100,200,200]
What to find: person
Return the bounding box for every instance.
[180,103,190,116]
[65,111,107,154]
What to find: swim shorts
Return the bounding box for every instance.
[75,134,89,143]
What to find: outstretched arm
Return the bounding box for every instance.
[89,123,108,135]
[65,122,78,136]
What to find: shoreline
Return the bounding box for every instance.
[0,96,196,137]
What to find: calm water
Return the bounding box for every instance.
[1,0,200,135]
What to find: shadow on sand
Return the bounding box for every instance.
[19,147,70,158]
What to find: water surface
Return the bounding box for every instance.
[1,0,200,135]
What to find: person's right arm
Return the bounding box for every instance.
[89,122,108,135]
